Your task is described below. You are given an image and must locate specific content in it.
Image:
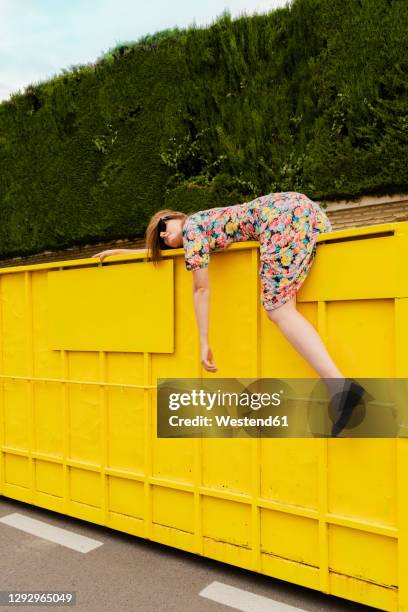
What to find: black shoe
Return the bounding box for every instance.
[330,379,367,437]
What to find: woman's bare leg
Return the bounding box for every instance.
[265,296,346,397]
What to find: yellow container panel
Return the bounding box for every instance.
[47,261,174,353]
[1,223,408,611]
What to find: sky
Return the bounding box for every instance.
[0,0,290,103]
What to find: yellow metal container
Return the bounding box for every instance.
[1,221,408,611]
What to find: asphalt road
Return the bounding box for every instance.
[0,496,382,612]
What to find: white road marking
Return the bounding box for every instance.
[199,581,306,612]
[0,513,103,553]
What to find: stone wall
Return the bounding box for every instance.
[324,193,408,230]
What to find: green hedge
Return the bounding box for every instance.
[0,0,406,258]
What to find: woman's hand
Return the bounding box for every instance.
[92,249,121,262]
[201,344,218,372]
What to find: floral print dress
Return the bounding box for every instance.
[182,192,332,311]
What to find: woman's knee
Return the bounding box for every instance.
[264,295,297,322]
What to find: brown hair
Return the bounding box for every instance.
[144,209,191,268]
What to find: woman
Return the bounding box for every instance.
[92,191,366,436]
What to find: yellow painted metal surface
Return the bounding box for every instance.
[48,260,174,352]
[1,222,408,611]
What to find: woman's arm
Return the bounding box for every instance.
[191,268,217,372]
[92,248,147,261]
[115,248,147,254]
[193,287,210,347]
